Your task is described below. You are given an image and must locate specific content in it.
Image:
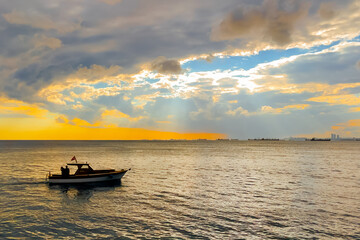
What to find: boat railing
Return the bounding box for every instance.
[45,171,52,181]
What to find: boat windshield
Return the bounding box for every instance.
[67,163,94,175]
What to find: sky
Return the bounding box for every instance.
[0,0,360,140]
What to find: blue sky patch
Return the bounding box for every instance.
[183,48,309,73]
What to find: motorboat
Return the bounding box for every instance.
[47,162,129,185]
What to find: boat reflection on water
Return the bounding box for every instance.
[48,179,122,201]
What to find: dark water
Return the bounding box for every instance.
[0,140,359,239]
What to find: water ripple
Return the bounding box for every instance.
[0,141,359,239]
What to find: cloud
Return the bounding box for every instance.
[318,2,336,20]
[210,0,360,52]
[0,97,48,118]
[3,10,56,30]
[226,106,249,116]
[348,119,360,127]
[2,10,80,33]
[69,118,102,128]
[350,107,360,112]
[101,109,145,122]
[1,0,360,139]
[260,104,310,114]
[263,42,360,85]
[69,64,122,82]
[30,64,124,104]
[17,38,359,139]
[216,78,238,88]
[308,94,360,106]
[55,115,68,124]
[211,1,309,46]
[226,103,310,116]
[329,119,360,137]
[100,0,122,5]
[1,0,358,106]
[150,57,183,75]
[33,34,62,49]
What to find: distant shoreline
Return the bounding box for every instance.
[0,139,359,142]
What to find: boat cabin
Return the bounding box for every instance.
[67,163,94,175]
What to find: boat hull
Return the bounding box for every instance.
[48,170,127,184]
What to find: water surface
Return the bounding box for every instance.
[0,140,359,239]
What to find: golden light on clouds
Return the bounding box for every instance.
[331,125,344,130]
[0,97,48,118]
[308,94,360,106]
[348,119,360,127]
[1,0,360,139]
[0,98,225,140]
[102,109,145,122]
[328,119,360,137]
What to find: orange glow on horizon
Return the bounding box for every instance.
[0,98,226,140]
[0,118,226,140]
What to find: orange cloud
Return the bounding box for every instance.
[331,125,344,130]
[348,119,360,127]
[156,120,171,124]
[70,118,102,128]
[0,97,48,118]
[307,94,360,106]
[350,107,360,112]
[101,109,145,122]
[327,119,360,138]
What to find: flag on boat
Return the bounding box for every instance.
[71,156,77,163]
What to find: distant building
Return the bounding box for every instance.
[331,133,341,141]
[331,133,336,140]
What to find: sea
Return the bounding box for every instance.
[0,140,359,239]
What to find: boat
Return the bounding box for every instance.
[47,162,129,185]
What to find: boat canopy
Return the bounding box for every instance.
[67,163,91,166]
[66,163,94,175]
